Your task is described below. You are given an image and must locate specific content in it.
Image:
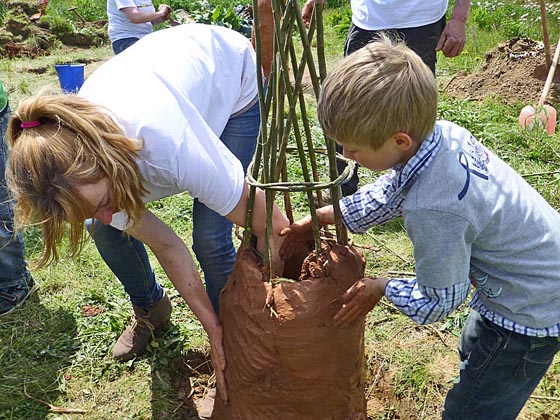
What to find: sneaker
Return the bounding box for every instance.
[112,290,172,361]
[197,387,216,419]
[0,276,37,317]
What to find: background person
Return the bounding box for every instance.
[7,24,289,401]
[281,37,560,420]
[0,80,35,317]
[302,0,470,196]
[107,0,172,54]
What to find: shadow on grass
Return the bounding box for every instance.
[149,323,214,420]
[0,292,78,419]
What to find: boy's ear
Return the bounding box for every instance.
[391,132,413,150]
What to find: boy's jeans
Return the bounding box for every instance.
[88,100,259,315]
[443,310,560,420]
[0,106,31,288]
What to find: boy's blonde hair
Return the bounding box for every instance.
[318,34,438,149]
[7,93,147,267]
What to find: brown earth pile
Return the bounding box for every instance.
[445,37,560,106]
[213,242,367,420]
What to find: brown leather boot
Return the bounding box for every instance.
[113,290,172,361]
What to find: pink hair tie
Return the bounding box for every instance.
[20,120,41,129]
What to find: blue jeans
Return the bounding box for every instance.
[0,106,31,288]
[443,310,560,420]
[112,37,140,55]
[88,99,259,314]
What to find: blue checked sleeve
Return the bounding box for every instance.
[340,172,402,233]
[385,278,471,324]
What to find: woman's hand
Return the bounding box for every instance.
[302,0,326,27]
[158,4,172,19]
[279,205,334,260]
[206,321,228,402]
[333,277,389,326]
[279,215,315,260]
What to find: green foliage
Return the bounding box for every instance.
[169,0,247,30]
[470,0,560,40]
[39,14,75,38]
[45,0,106,22]
[0,1,7,21]
[325,8,352,38]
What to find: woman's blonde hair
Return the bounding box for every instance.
[318,34,438,149]
[7,93,147,267]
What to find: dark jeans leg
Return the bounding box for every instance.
[0,106,30,287]
[112,37,140,55]
[192,100,259,314]
[87,219,163,310]
[443,310,560,420]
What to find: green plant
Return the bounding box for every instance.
[45,0,106,22]
[39,14,75,38]
[0,1,7,21]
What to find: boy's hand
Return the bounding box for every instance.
[279,215,314,260]
[334,277,390,326]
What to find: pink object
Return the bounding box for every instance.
[519,104,557,135]
[20,120,41,129]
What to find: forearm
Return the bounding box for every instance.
[227,184,290,238]
[128,213,220,335]
[450,0,470,24]
[122,8,167,24]
[385,278,470,325]
[154,240,220,333]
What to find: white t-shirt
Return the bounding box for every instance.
[79,24,258,230]
[351,0,448,31]
[107,0,155,42]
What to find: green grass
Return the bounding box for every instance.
[2,0,560,419]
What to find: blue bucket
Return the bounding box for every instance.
[55,64,85,94]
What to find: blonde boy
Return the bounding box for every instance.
[282,37,560,420]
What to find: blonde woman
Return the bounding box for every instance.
[7,24,288,401]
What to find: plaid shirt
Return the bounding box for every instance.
[340,125,560,336]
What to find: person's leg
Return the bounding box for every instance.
[111,37,140,55]
[443,310,560,420]
[87,219,163,309]
[0,105,35,317]
[192,100,259,314]
[87,219,169,360]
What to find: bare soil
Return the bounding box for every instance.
[445,38,560,106]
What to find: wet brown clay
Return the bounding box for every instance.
[213,241,367,420]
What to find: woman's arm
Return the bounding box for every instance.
[121,4,171,25]
[127,210,228,401]
[225,182,290,274]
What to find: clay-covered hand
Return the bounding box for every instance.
[302,0,325,28]
[158,3,172,19]
[279,215,315,260]
[209,324,228,402]
[435,18,466,57]
[333,277,389,326]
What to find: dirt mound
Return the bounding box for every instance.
[1,0,108,58]
[445,38,560,106]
